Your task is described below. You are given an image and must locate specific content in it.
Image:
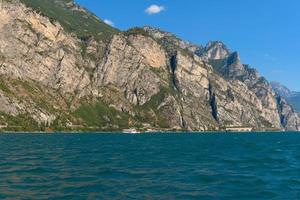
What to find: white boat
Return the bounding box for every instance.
[122,129,141,134]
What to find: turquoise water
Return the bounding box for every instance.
[0,133,300,199]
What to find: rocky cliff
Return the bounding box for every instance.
[0,0,299,131]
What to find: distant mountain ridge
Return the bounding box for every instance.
[0,0,299,131]
[271,82,300,114]
[271,82,293,97]
[288,94,300,114]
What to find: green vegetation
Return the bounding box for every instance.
[0,112,40,132]
[20,0,119,41]
[125,27,152,37]
[259,116,274,128]
[134,87,177,128]
[48,114,71,131]
[73,101,129,130]
[0,53,5,62]
[0,79,11,94]
[13,79,58,113]
[143,87,174,110]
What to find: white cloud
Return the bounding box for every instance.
[145,5,165,15]
[104,19,114,27]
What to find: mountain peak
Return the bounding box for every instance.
[206,41,227,48]
[203,41,230,60]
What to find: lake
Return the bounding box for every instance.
[0,133,299,199]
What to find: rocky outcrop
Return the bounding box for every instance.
[143,26,299,130]
[198,41,231,61]
[0,1,90,95]
[94,34,163,106]
[128,34,167,68]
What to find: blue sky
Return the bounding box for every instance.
[76,0,300,91]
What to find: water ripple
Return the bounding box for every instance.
[0,133,299,199]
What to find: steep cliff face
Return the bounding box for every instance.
[0,0,299,131]
[143,27,288,130]
[203,42,300,130]
[0,0,86,127]
[94,34,164,106]
[198,42,282,128]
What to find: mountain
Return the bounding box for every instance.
[0,0,299,131]
[20,0,118,41]
[271,82,293,97]
[271,82,300,114]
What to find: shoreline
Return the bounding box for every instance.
[0,130,298,134]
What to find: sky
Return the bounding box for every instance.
[76,0,300,91]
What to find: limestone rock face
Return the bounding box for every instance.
[200,41,231,60]
[0,92,22,116]
[94,34,162,106]
[175,51,210,98]
[128,34,167,68]
[143,26,203,55]
[0,0,299,131]
[0,1,90,95]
